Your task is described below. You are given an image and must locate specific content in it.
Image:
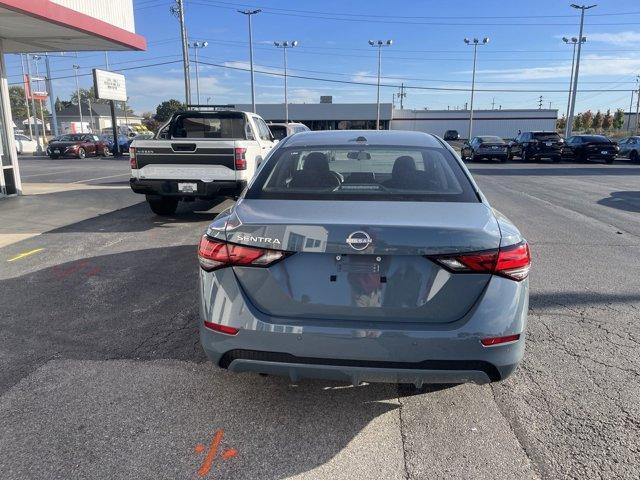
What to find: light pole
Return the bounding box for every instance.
[170,0,191,105]
[562,36,585,137]
[19,54,33,139]
[72,64,84,132]
[635,75,640,134]
[32,55,47,146]
[25,55,41,154]
[274,41,298,123]
[368,39,393,130]
[44,53,59,137]
[189,40,208,105]
[566,4,597,137]
[239,9,261,113]
[464,37,489,140]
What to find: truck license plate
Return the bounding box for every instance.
[178,182,197,193]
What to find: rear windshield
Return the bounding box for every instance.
[581,135,610,143]
[478,136,504,143]
[269,125,288,140]
[532,132,560,141]
[171,113,246,139]
[246,145,478,202]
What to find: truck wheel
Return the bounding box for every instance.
[147,197,178,216]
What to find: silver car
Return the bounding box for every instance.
[198,130,530,387]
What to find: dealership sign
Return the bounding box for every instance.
[92,69,127,102]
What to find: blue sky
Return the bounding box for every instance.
[6,0,640,116]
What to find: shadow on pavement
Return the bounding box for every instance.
[469,166,640,176]
[597,191,640,213]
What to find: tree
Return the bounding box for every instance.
[592,110,603,131]
[602,109,613,131]
[556,115,566,132]
[9,86,28,121]
[155,99,185,122]
[141,111,161,132]
[573,113,583,131]
[581,110,593,131]
[613,108,625,130]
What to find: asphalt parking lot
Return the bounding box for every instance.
[1,155,639,479]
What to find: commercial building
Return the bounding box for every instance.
[390,108,558,139]
[55,103,142,134]
[0,0,146,197]
[236,102,394,131]
[239,100,558,140]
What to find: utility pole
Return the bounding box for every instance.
[44,53,59,137]
[369,39,393,130]
[566,4,596,137]
[464,37,489,140]
[25,56,41,154]
[239,9,261,113]
[562,36,584,137]
[491,97,495,109]
[171,0,191,105]
[274,41,298,123]
[398,82,406,110]
[72,64,84,131]
[626,88,634,132]
[635,75,640,134]
[19,54,33,139]
[189,41,208,105]
[32,55,47,146]
[538,96,544,109]
[104,52,110,70]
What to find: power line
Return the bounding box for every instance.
[194,59,636,93]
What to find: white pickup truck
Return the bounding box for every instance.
[129,109,276,215]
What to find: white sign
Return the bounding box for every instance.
[92,69,127,102]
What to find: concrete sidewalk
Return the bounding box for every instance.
[0,182,140,248]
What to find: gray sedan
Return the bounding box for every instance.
[198,130,530,387]
[617,136,640,163]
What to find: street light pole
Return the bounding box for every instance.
[19,54,33,139]
[44,53,59,137]
[562,36,585,137]
[635,75,640,134]
[464,37,489,140]
[566,4,597,137]
[368,39,393,130]
[72,64,84,131]
[274,41,298,123]
[189,41,208,105]
[239,9,261,113]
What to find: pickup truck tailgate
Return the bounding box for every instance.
[133,141,236,181]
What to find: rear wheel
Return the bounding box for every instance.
[605,157,614,164]
[521,149,529,162]
[101,146,110,157]
[552,155,561,163]
[77,148,86,159]
[49,154,59,159]
[630,150,639,164]
[147,196,178,216]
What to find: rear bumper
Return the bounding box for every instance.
[474,150,508,160]
[130,178,246,198]
[199,269,528,385]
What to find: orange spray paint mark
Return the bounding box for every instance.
[221,448,237,460]
[194,444,206,454]
[197,430,224,478]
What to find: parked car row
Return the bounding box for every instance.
[458,131,639,164]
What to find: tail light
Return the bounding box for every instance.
[198,235,290,271]
[429,242,531,281]
[234,147,247,170]
[129,147,137,169]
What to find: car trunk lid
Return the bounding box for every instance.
[217,199,501,323]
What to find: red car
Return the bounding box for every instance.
[47,134,110,159]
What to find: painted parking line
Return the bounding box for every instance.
[70,173,130,184]
[7,248,44,262]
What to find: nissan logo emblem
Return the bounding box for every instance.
[346,231,372,251]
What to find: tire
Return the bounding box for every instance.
[147,197,178,216]
[49,154,59,159]
[605,157,614,165]
[77,148,86,159]
[552,155,561,163]
[630,150,639,164]
[521,149,529,162]
[101,146,110,157]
